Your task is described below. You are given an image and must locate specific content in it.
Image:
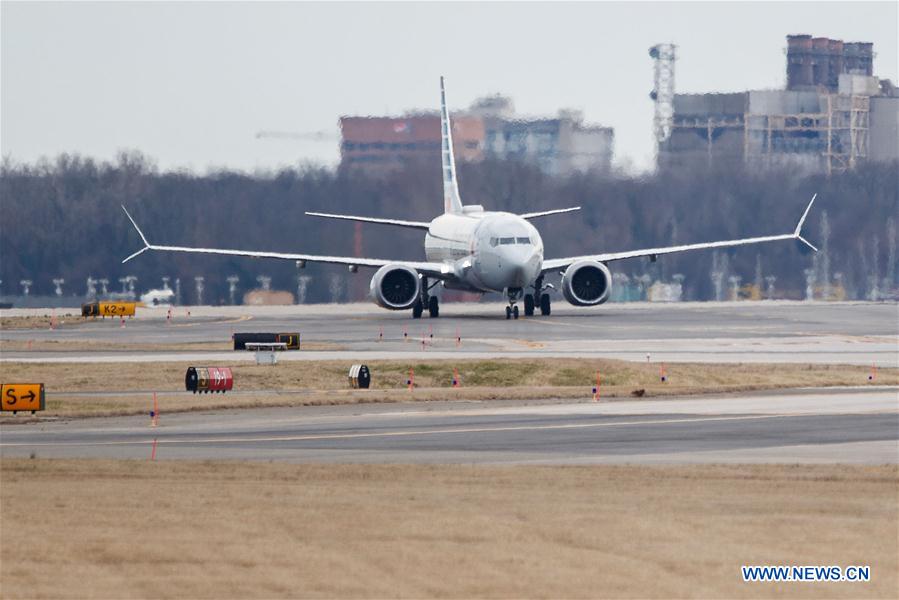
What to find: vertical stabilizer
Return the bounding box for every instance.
[440,76,463,214]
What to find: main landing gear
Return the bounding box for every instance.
[412,277,440,319]
[521,276,551,317]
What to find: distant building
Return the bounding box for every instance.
[786,35,873,92]
[339,114,484,171]
[480,106,614,176]
[340,95,614,176]
[869,95,899,163]
[659,34,897,173]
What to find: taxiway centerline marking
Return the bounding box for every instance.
[3,412,894,448]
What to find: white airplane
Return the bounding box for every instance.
[123,77,817,319]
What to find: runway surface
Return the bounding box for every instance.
[2,388,896,464]
[2,301,897,365]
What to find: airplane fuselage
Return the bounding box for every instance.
[424,210,543,293]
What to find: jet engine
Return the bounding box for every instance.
[369,264,421,310]
[560,260,612,306]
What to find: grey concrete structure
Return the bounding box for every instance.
[870,96,899,162]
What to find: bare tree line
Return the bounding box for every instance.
[1,151,896,303]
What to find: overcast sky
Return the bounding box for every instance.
[2,1,897,174]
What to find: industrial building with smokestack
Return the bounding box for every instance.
[653,34,899,174]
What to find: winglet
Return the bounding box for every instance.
[796,235,818,252]
[121,205,151,263]
[793,193,816,237]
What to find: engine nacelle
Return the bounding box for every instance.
[369,264,421,310]
[561,260,612,306]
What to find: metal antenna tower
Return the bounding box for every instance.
[296,275,311,305]
[765,275,776,299]
[52,278,65,297]
[194,276,205,306]
[649,43,677,165]
[226,275,240,305]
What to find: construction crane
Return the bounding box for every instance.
[255,130,338,142]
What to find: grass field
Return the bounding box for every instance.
[1,358,893,418]
[0,314,80,330]
[1,459,896,599]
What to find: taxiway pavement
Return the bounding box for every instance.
[2,388,896,464]
[2,301,897,365]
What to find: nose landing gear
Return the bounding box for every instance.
[505,287,523,319]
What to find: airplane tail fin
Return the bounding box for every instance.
[440,76,463,215]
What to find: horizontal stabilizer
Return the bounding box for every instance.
[519,207,581,220]
[305,212,431,230]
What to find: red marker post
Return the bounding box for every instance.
[452,368,461,388]
[592,371,601,402]
[868,363,877,382]
[407,368,415,391]
[660,363,668,383]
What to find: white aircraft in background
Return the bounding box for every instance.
[123,77,817,319]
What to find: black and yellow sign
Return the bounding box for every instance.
[1,383,45,412]
[99,302,137,317]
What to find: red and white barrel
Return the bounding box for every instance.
[185,367,234,394]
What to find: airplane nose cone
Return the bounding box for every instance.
[506,249,541,287]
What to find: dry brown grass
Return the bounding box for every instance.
[0,359,894,419]
[1,459,896,599]
[0,314,81,330]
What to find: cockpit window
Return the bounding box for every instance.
[499,237,515,245]
[490,237,498,247]
[516,237,531,245]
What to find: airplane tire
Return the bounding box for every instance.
[524,294,535,316]
[412,300,423,319]
[505,306,512,320]
[428,296,439,318]
[540,293,551,316]
[512,305,519,319]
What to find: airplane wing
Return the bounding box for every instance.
[542,194,817,273]
[305,211,431,230]
[519,207,581,220]
[121,206,448,277]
